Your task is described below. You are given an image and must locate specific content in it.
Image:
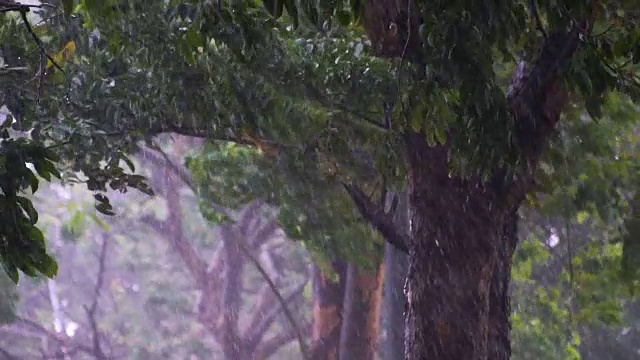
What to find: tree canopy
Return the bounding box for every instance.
[1,0,640,357]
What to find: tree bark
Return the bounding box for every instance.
[382,193,409,360]
[339,263,384,360]
[404,138,510,360]
[488,210,520,360]
[352,2,588,359]
[311,262,347,360]
[219,227,247,360]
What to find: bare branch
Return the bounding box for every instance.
[15,7,65,75]
[245,279,308,351]
[237,238,310,360]
[254,322,313,360]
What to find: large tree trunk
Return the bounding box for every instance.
[404,138,515,360]
[311,262,347,360]
[339,263,384,360]
[382,194,409,360]
[354,1,584,358]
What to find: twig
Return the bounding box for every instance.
[0,66,29,74]
[18,9,65,74]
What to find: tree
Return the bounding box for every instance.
[140,139,311,360]
[187,140,386,359]
[2,0,640,358]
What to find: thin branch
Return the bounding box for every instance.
[17,9,65,75]
[82,235,109,360]
[245,279,308,351]
[138,145,235,218]
[253,329,301,360]
[237,239,310,360]
[9,318,95,355]
[342,182,409,253]
[138,160,211,292]
[250,217,281,248]
[0,66,29,74]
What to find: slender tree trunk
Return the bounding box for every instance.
[404,137,515,360]
[311,262,347,360]
[489,210,519,360]
[339,263,384,360]
[219,228,247,360]
[382,193,409,360]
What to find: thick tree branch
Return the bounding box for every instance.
[218,226,245,359]
[142,163,209,289]
[342,182,409,253]
[506,17,594,205]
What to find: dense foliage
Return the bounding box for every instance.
[1,0,640,357]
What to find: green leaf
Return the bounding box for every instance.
[29,226,46,247]
[26,170,39,193]
[33,159,61,181]
[38,254,58,278]
[88,212,112,231]
[69,211,86,233]
[17,197,38,225]
[336,10,351,26]
[2,264,19,284]
[96,202,115,216]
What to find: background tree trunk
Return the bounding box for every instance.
[339,263,384,360]
[489,210,520,360]
[382,193,409,360]
[311,262,347,360]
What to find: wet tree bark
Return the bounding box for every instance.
[404,138,512,360]
[339,263,384,360]
[219,228,247,360]
[311,262,347,360]
[382,193,409,360]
